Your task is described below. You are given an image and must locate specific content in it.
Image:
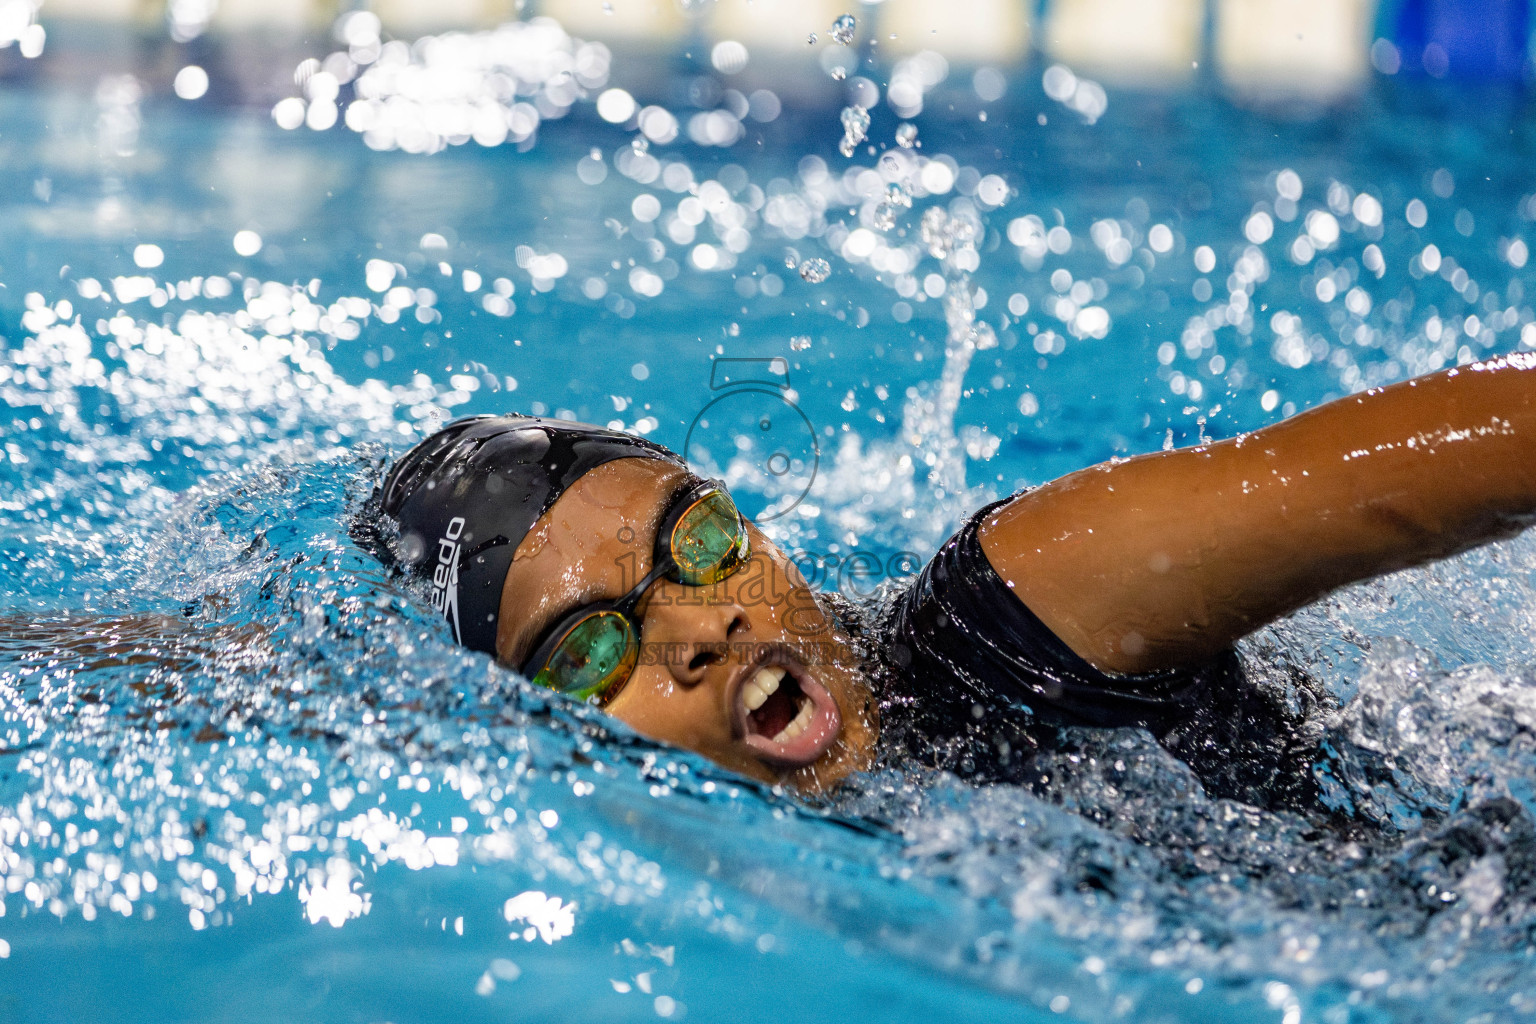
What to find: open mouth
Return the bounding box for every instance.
[735,655,841,771]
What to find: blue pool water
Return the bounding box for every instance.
[6,20,1536,1022]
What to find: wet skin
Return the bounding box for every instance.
[495,459,878,792]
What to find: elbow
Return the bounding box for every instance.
[1362,498,1535,571]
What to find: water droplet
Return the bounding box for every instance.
[829,67,846,81]
[630,136,649,154]
[798,258,831,284]
[895,123,918,148]
[969,323,997,350]
[790,335,812,351]
[920,207,951,259]
[872,185,910,232]
[950,217,977,248]
[838,104,869,158]
[830,14,856,46]
[806,32,817,45]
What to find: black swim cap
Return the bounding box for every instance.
[379,415,683,657]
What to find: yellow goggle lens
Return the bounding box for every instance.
[669,491,748,585]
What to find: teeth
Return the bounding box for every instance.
[771,695,815,743]
[741,665,785,712]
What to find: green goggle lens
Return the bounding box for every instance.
[530,611,638,703]
[669,491,749,585]
[524,486,747,703]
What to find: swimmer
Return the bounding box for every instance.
[370,354,1536,798]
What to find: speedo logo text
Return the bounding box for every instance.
[430,516,465,642]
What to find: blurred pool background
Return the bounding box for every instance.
[6,1,1536,1021]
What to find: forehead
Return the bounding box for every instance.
[521,456,689,552]
[495,456,690,659]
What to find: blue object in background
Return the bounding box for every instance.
[1390,0,1530,79]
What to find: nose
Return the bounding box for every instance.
[639,580,750,686]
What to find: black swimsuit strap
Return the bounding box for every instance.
[886,497,1223,733]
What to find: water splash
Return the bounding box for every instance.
[271,16,614,153]
[838,104,870,158]
[1042,63,1108,125]
[899,204,992,500]
[797,257,832,283]
[872,183,912,232]
[7,11,1536,1022]
[0,0,44,58]
[829,14,856,47]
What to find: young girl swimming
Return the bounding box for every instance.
[372,353,1536,798]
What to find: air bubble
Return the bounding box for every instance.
[829,14,856,46]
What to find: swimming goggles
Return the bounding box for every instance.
[519,479,751,705]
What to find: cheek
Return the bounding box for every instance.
[781,585,837,641]
[731,554,829,637]
[604,668,724,745]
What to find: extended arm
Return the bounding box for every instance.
[979,354,1536,674]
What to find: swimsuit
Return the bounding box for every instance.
[830,499,1332,809]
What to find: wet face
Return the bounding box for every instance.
[495,458,878,792]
